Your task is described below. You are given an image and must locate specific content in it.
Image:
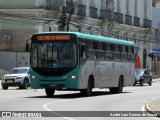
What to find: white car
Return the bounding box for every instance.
[1,67,30,90]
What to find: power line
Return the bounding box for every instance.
[0,11,153,43]
[0,11,59,22]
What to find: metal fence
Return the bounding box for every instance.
[0,30,34,52]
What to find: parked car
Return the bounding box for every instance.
[134,69,153,86]
[1,67,30,90]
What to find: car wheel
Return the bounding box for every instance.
[2,85,8,90]
[148,79,152,86]
[140,80,144,86]
[23,79,29,89]
[45,88,55,97]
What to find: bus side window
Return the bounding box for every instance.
[102,43,106,59]
[119,45,122,53]
[86,41,95,59]
[110,44,115,52]
[114,44,121,61]
[125,46,129,61]
[121,46,125,61]
[132,47,134,54]
[132,47,135,61]
[105,43,112,60]
[125,46,128,53]
[110,44,114,60]
[93,42,97,59]
[80,43,86,59]
[129,46,135,62]
[119,45,122,61]
[96,42,104,60]
[93,42,98,50]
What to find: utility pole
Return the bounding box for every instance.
[58,6,67,31]
[58,0,76,31]
[108,0,115,37]
[66,0,76,31]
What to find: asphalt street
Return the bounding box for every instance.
[0,79,160,120]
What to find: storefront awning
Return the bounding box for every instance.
[148,49,160,57]
[136,53,141,69]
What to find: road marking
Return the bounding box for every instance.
[43,99,75,120]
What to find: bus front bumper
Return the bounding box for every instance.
[30,78,79,90]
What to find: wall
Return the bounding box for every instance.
[152,7,160,29]
[0,52,30,78]
[0,30,35,51]
[152,8,160,52]
[0,0,35,8]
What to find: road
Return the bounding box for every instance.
[0,80,160,120]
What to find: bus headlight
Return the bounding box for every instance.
[69,74,78,80]
[31,75,36,80]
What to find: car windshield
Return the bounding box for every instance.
[10,68,28,74]
[135,69,144,75]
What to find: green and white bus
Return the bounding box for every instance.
[30,32,135,97]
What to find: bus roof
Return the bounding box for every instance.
[33,32,134,46]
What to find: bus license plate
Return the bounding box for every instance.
[49,84,57,87]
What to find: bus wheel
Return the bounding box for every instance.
[110,77,123,94]
[80,78,93,97]
[45,88,55,97]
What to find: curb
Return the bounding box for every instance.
[145,100,160,118]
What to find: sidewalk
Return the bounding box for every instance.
[145,99,160,117]
[145,78,160,117]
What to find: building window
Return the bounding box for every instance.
[49,26,52,32]
[152,1,156,7]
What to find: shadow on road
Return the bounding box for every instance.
[132,84,152,87]
[25,91,131,99]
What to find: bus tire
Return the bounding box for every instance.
[80,77,93,97]
[110,76,123,94]
[45,88,55,97]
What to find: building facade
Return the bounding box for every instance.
[0,0,153,70]
[152,0,160,75]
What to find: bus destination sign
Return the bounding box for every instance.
[37,35,70,41]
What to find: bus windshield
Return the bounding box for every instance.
[31,42,77,69]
